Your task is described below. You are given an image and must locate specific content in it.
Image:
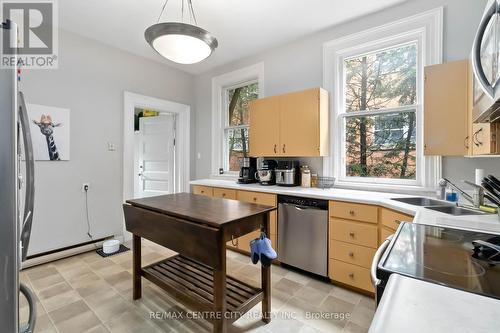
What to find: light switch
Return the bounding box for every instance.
[107,142,116,151]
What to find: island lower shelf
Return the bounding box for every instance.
[141,255,263,323]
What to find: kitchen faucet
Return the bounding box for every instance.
[438,178,485,209]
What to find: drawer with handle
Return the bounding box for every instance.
[329,201,378,224]
[380,208,413,231]
[192,185,213,197]
[237,190,277,206]
[330,240,376,268]
[329,259,374,292]
[379,227,395,245]
[213,188,237,200]
[330,219,378,248]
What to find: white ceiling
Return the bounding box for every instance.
[59,0,407,75]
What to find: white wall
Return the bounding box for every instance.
[193,0,500,181]
[22,30,194,255]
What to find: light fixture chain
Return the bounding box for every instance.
[188,0,198,25]
[157,0,170,23]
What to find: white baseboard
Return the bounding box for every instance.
[21,235,124,269]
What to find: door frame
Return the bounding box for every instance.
[123,91,190,202]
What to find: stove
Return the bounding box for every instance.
[375,222,500,303]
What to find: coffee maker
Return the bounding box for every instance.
[275,160,300,186]
[255,159,278,186]
[238,157,258,184]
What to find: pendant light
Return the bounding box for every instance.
[145,0,218,64]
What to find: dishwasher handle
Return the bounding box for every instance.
[280,202,327,211]
[371,235,393,287]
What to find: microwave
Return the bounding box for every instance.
[472,0,500,123]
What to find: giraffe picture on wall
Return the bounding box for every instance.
[28,104,70,161]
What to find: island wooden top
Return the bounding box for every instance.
[125,192,275,229]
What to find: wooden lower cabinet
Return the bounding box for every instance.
[329,201,378,224]
[213,187,237,199]
[380,227,395,243]
[330,240,376,268]
[192,185,213,197]
[380,208,413,231]
[329,200,379,294]
[192,186,417,294]
[329,259,374,293]
[330,219,378,249]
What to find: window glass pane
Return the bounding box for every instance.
[225,127,249,172]
[345,111,416,179]
[227,82,259,126]
[344,43,417,112]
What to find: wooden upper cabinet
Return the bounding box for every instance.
[424,60,471,156]
[249,96,280,156]
[472,122,499,155]
[249,87,329,157]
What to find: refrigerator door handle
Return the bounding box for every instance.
[472,0,500,99]
[19,283,36,333]
[18,91,35,261]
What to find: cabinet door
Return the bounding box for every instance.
[279,88,320,156]
[424,60,469,156]
[249,96,280,156]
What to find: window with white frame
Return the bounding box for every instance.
[223,82,259,171]
[323,9,442,190]
[344,42,418,180]
[211,63,264,176]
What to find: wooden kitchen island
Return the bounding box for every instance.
[123,193,275,333]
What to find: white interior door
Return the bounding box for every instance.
[137,115,175,198]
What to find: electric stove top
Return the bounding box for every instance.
[377,222,500,300]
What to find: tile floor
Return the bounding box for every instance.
[20,240,375,333]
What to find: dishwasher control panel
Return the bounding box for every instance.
[278,195,328,210]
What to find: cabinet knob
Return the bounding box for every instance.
[348,252,354,257]
[349,232,355,238]
[222,193,226,197]
[348,273,354,279]
[253,197,257,202]
[349,210,355,215]
[274,144,277,154]
[282,144,286,154]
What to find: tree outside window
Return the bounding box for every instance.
[224,82,259,171]
[343,43,418,180]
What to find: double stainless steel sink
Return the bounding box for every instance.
[391,197,484,216]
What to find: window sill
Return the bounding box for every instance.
[334,180,437,196]
[210,173,239,181]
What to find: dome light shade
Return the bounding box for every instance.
[145,22,218,64]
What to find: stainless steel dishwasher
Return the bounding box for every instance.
[278,195,328,276]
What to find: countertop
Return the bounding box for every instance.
[369,274,500,333]
[190,179,500,234]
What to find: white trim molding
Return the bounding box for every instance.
[122,92,191,239]
[323,7,443,192]
[211,62,265,177]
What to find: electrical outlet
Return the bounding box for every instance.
[82,183,90,192]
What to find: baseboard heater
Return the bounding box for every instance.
[22,236,118,269]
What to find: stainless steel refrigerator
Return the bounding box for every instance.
[1,20,36,333]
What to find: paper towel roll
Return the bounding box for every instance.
[475,169,485,185]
